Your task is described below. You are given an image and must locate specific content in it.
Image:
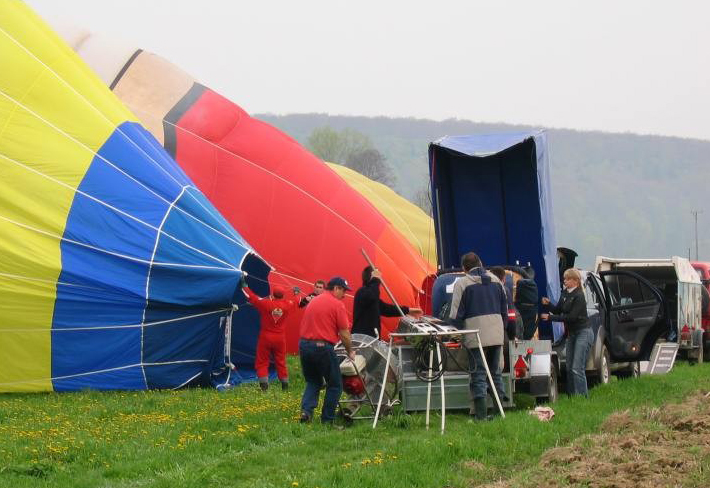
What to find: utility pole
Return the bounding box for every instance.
[691,210,703,261]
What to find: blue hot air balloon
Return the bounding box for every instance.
[0,2,269,392]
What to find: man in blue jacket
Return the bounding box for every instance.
[449,252,508,420]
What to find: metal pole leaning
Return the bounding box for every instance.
[476,331,505,418]
[425,345,434,430]
[436,341,445,434]
[360,248,406,317]
[372,335,394,429]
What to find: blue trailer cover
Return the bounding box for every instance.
[429,131,562,340]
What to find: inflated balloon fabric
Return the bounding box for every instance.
[0,2,268,392]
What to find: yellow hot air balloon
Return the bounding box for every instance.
[326,163,437,268]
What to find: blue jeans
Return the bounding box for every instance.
[299,339,342,422]
[468,345,506,400]
[566,327,594,397]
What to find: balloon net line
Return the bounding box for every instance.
[0,212,237,272]
[0,29,250,255]
[0,90,249,264]
[0,359,210,390]
[0,308,233,333]
[157,115,431,287]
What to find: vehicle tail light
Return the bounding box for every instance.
[342,375,365,396]
[507,309,517,322]
[681,324,691,342]
[514,355,528,379]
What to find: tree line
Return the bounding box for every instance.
[306,126,396,188]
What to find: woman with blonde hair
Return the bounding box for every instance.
[541,268,592,397]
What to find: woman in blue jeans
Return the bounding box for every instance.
[541,268,592,397]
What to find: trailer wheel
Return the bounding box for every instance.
[538,362,558,404]
[693,342,704,365]
[689,331,704,365]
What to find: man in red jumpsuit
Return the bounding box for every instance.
[243,284,299,391]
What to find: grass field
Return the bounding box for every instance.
[1,358,709,488]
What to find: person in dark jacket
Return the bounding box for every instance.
[352,266,422,338]
[514,267,539,340]
[488,266,519,340]
[450,253,509,420]
[299,279,325,308]
[541,268,592,397]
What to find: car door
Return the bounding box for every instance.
[583,274,603,337]
[599,270,663,361]
[582,273,606,369]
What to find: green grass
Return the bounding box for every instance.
[1,359,709,488]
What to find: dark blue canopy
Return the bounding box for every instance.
[429,131,562,340]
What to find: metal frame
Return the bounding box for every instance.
[336,362,378,420]
[372,329,505,434]
[334,335,399,420]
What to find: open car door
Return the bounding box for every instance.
[600,270,664,361]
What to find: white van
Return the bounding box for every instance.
[594,256,704,364]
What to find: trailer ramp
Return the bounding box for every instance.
[641,342,679,375]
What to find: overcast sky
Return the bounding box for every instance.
[27,0,710,141]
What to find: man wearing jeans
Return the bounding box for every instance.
[298,276,355,424]
[449,252,508,421]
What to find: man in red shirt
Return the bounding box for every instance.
[243,284,299,391]
[299,276,356,424]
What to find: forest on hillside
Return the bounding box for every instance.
[256,113,709,269]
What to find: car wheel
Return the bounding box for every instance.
[588,345,610,387]
[616,361,640,379]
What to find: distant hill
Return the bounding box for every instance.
[255,113,710,268]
